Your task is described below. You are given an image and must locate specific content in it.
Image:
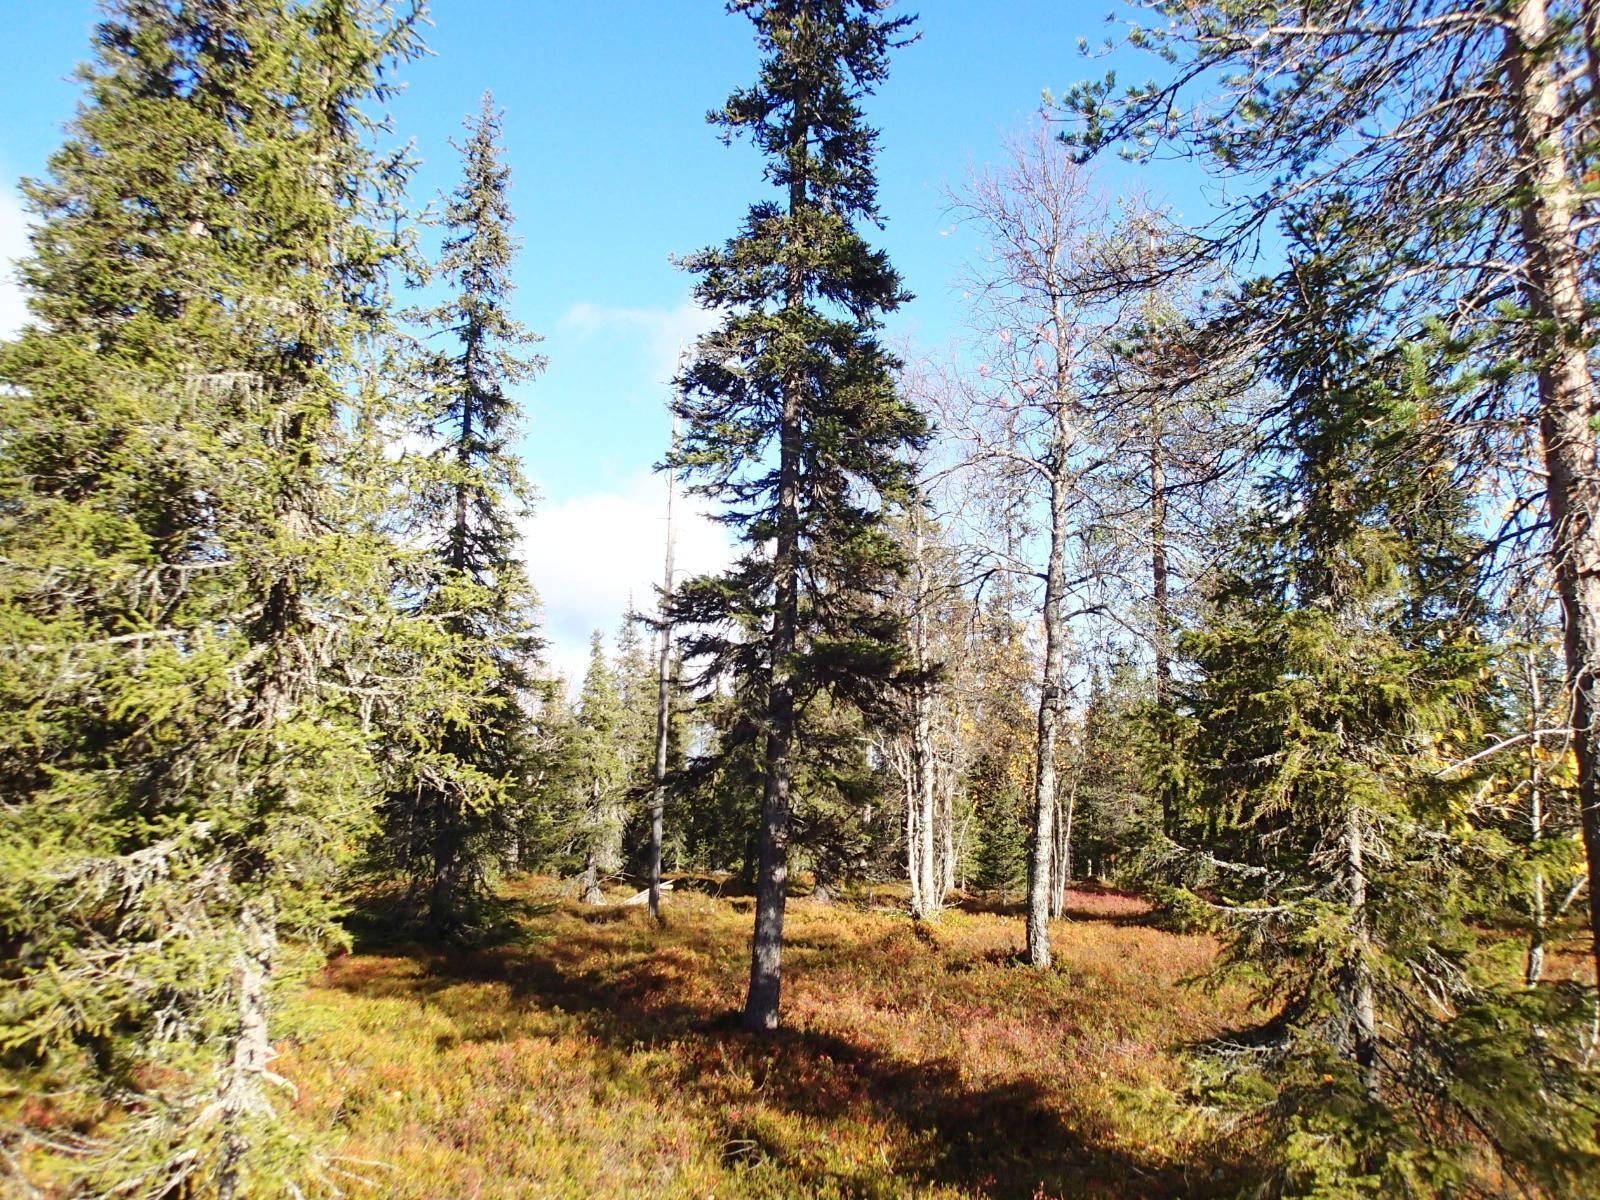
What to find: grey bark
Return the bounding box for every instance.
[1344,806,1379,1099]
[216,899,277,1200]
[1027,450,1070,969]
[1526,652,1548,987]
[649,408,678,924]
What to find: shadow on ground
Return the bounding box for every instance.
[331,889,1251,1200]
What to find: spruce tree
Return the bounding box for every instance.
[573,630,628,903]
[382,92,543,938]
[1062,0,1600,996]
[670,0,923,1033]
[0,3,423,1194]
[1178,207,1598,1196]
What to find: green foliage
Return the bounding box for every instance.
[1174,206,1599,1196]
[667,0,926,812]
[371,92,545,939]
[0,2,427,1193]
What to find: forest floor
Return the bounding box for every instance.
[277,877,1263,1199]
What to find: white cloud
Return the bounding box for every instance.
[522,470,732,689]
[557,298,719,388]
[0,185,29,338]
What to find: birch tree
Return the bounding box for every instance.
[1062,0,1600,988]
[944,127,1126,968]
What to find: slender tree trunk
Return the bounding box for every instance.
[904,742,922,915]
[218,391,317,1193]
[1151,424,1175,838]
[1345,805,1379,1099]
[1506,0,1600,991]
[939,752,957,903]
[1062,765,1076,890]
[429,341,480,933]
[745,479,796,1028]
[1049,793,1065,919]
[581,776,606,904]
[1527,652,1548,987]
[649,408,679,924]
[909,515,939,917]
[1027,460,1069,969]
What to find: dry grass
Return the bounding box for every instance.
[272,879,1257,1199]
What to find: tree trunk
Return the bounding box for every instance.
[579,850,603,906]
[1344,806,1379,1099]
[1150,417,1175,839]
[216,898,277,1200]
[904,741,922,915]
[1027,461,1069,969]
[1526,652,1548,987]
[939,749,957,902]
[744,314,800,1035]
[744,573,795,1029]
[649,408,678,924]
[1506,0,1600,991]
[1062,760,1077,891]
[744,59,810,1032]
[430,796,464,934]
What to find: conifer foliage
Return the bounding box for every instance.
[0,1,425,1194]
[1179,211,1598,1197]
[670,0,925,1031]
[379,92,544,938]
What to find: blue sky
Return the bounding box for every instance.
[0,1,1212,681]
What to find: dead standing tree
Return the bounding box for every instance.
[943,125,1134,968]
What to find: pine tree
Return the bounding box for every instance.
[0,2,424,1195]
[382,92,543,939]
[670,0,924,1031]
[1178,206,1598,1197]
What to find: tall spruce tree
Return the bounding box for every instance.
[0,2,424,1195]
[670,0,924,1031]
[1178,207,1598,1197]
[382,92,543,938]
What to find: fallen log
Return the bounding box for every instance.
[620,880,675,907]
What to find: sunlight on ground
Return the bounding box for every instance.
[278,880,1256,1199]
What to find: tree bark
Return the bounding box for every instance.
[216,898,277,1200]
[744,27,811,1031]
[1344,806,1379,1099]
[649,408,678,924]
[1505,0,1600,991]
[579,849,603,906]
[1027,456,1069,969]
[1526,652,1548,987]
[909,512,939,918]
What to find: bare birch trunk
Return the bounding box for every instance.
[939,754,957,902]
[1506,0,1600,991]
[904,741,922,915]
[1027,462,1069,968]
